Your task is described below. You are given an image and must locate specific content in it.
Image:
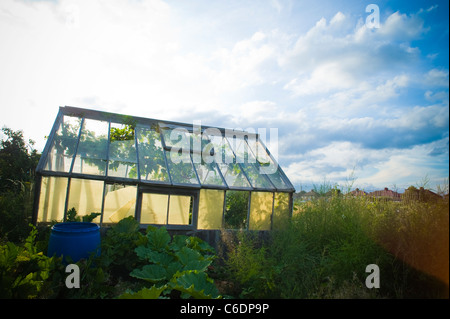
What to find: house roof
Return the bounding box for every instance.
[349,188,367,196]
[36,106,295,192]
[368,187,401,199]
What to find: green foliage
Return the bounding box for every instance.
[123,226,220,299]
[119,285,166,299]
[224,191,249,229]
[0,127,40,193]
[171,270,220,299]
[0,225,63,298]
[223,194,449,299]
[65,207,101,223]
[99,216,146,276]
[0,127,39,242]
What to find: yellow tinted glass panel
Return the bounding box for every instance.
[273,192,290,230]
[37,177,68,222]
[249,192,273,230]
[198,189,224,229]
[168,195,192,225]
[67,178,104,222]
[141,193,168,224]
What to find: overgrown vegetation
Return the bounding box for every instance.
[0,217,221,299]
[217,193,449,299]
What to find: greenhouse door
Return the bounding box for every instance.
[136,187,199,230]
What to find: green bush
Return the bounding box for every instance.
[0,225,63,299]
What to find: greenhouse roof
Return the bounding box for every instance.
[36,106,295,192]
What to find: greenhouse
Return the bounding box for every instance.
[33,106,295,231]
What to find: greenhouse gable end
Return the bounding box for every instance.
[33,106,294,231]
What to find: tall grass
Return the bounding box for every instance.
[222,193,449,299]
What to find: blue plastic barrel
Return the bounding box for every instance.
[47,222,101,263]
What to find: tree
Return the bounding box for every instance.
[0,127,40,241]
[0,127,40,193]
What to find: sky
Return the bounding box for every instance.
[0,0,448,193]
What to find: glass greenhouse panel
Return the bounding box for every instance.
[273,192,290,230]
[249,192,273,231]
[246,139,290,190]
[239,161,275,189]
[160,125,192,150]
[135,125,170,182]
[67,178,104,222]
[194,160,226,186]
[72,119,109,176]
[44,115,81,172]
[205,133,251,189]
[226,134,253,164]
[197,189,224,229]
[205,133,235,165]
[102,184,137,223]
[217,162,251,188]
[108,123,138,179]
[226,136,275,190]
[166,150,199,185]
[37,176,68,222]
[140,193,168,224]
[168,195,192,225]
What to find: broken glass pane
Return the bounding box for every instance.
[102,184,137,223]
[108,122,138,179]
[224,190,249,229]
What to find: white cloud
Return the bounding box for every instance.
[282,9,427,99]
[424,68,450,87]
[378,11,427,41]
[284,61,357,96]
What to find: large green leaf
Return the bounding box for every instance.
[110,216,140,234]
[119,285,167,299]
[175,247,212,272]
[130,264,168,283]
[146,226,171,251]
[153,251,176,265]
[171,270,221,299]
[170,235,189,251]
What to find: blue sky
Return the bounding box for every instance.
[0,0,448,192]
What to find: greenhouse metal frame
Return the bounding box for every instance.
[33,106,295,231]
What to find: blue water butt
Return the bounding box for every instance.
[47,222,101,263]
